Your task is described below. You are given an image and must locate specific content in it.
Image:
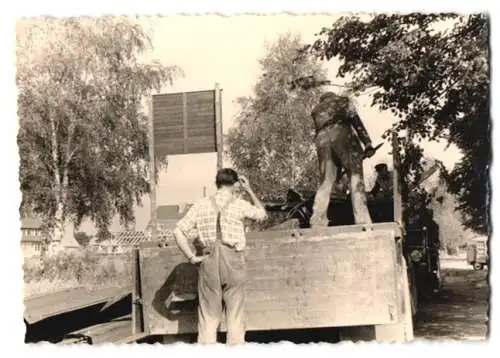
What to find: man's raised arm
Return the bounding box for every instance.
[238,175,267,221]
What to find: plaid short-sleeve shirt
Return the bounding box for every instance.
[176,190,267,251]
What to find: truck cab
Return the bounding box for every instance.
[466,236,489,270]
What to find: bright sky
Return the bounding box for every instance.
[78,14,462,235]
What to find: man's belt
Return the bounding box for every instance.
[315,118,347,135]
[201,240,240,255]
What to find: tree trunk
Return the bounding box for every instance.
[48,114,69,255]
[53,201,65,242]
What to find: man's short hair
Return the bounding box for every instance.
[215,168,239,189]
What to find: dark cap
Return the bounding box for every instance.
[375,163,388,172]
[319,91,337,102]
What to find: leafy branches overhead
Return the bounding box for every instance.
[17,17,184,240]
[302,13,490,233]
[226,33,327,201]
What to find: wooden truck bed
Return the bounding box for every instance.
[132,222,412,341]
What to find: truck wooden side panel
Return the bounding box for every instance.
[136,223,403,335]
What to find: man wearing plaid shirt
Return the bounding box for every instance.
[173,168,267,344]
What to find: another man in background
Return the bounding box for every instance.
[173,168,267,345]
[370,163,394,199]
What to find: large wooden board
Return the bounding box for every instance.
[152,90,216,157]
[137,223,403,335]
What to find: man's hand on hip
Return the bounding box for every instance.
[189,255,209,264]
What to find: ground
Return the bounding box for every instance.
[413,257,489,340]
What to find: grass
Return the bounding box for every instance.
[23,248,133,297]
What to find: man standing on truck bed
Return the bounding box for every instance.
[173,168,267,345]
[310,91,376,227]
[370,163,393,199]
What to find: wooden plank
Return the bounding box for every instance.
[153,124,185,133]
[24,286,130,324]
[138,228,400,334]
[145,304,397,336]
[187,108,215,116]
[155,139,184,148]
[154,135,216,154]
[61,315,131,344]
[186,136,217,145]
[24,286,86,304]
[186,121,216,130]
[153,108,184,117]
[187,128,216,138]
[155,144,217,156]
[153,117,183,125]
[100,291,131,312]
[153,92,214,109]
[153,111,183,121]
[186,111,214,120]
[186,118,215,127]
[186,141,217,153]
[113,333,150,344]
[153,93,183,104]
[92,320,132,344]
[186,90,215,102]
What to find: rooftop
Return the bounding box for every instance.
[21,217,43,229]
[145,204,193,230]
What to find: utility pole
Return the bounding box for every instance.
[148,96,158,241]
[215,83,223,170]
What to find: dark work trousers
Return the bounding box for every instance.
[310,123,372,227]
[197,200,247,344]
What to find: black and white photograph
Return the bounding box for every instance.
[14,10,490,346]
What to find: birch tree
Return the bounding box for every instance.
[17,17,183,247]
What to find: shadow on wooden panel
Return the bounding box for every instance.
[151,262,199,333]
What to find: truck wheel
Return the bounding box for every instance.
[473,263,484,271]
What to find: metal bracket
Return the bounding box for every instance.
[290,231,303,239]
[388,304,396,321]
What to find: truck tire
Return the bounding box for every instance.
[473,263,484,271]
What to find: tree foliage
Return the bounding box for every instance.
[302,13,490,234]
[17,17,184,241]
[226,33,328,201]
